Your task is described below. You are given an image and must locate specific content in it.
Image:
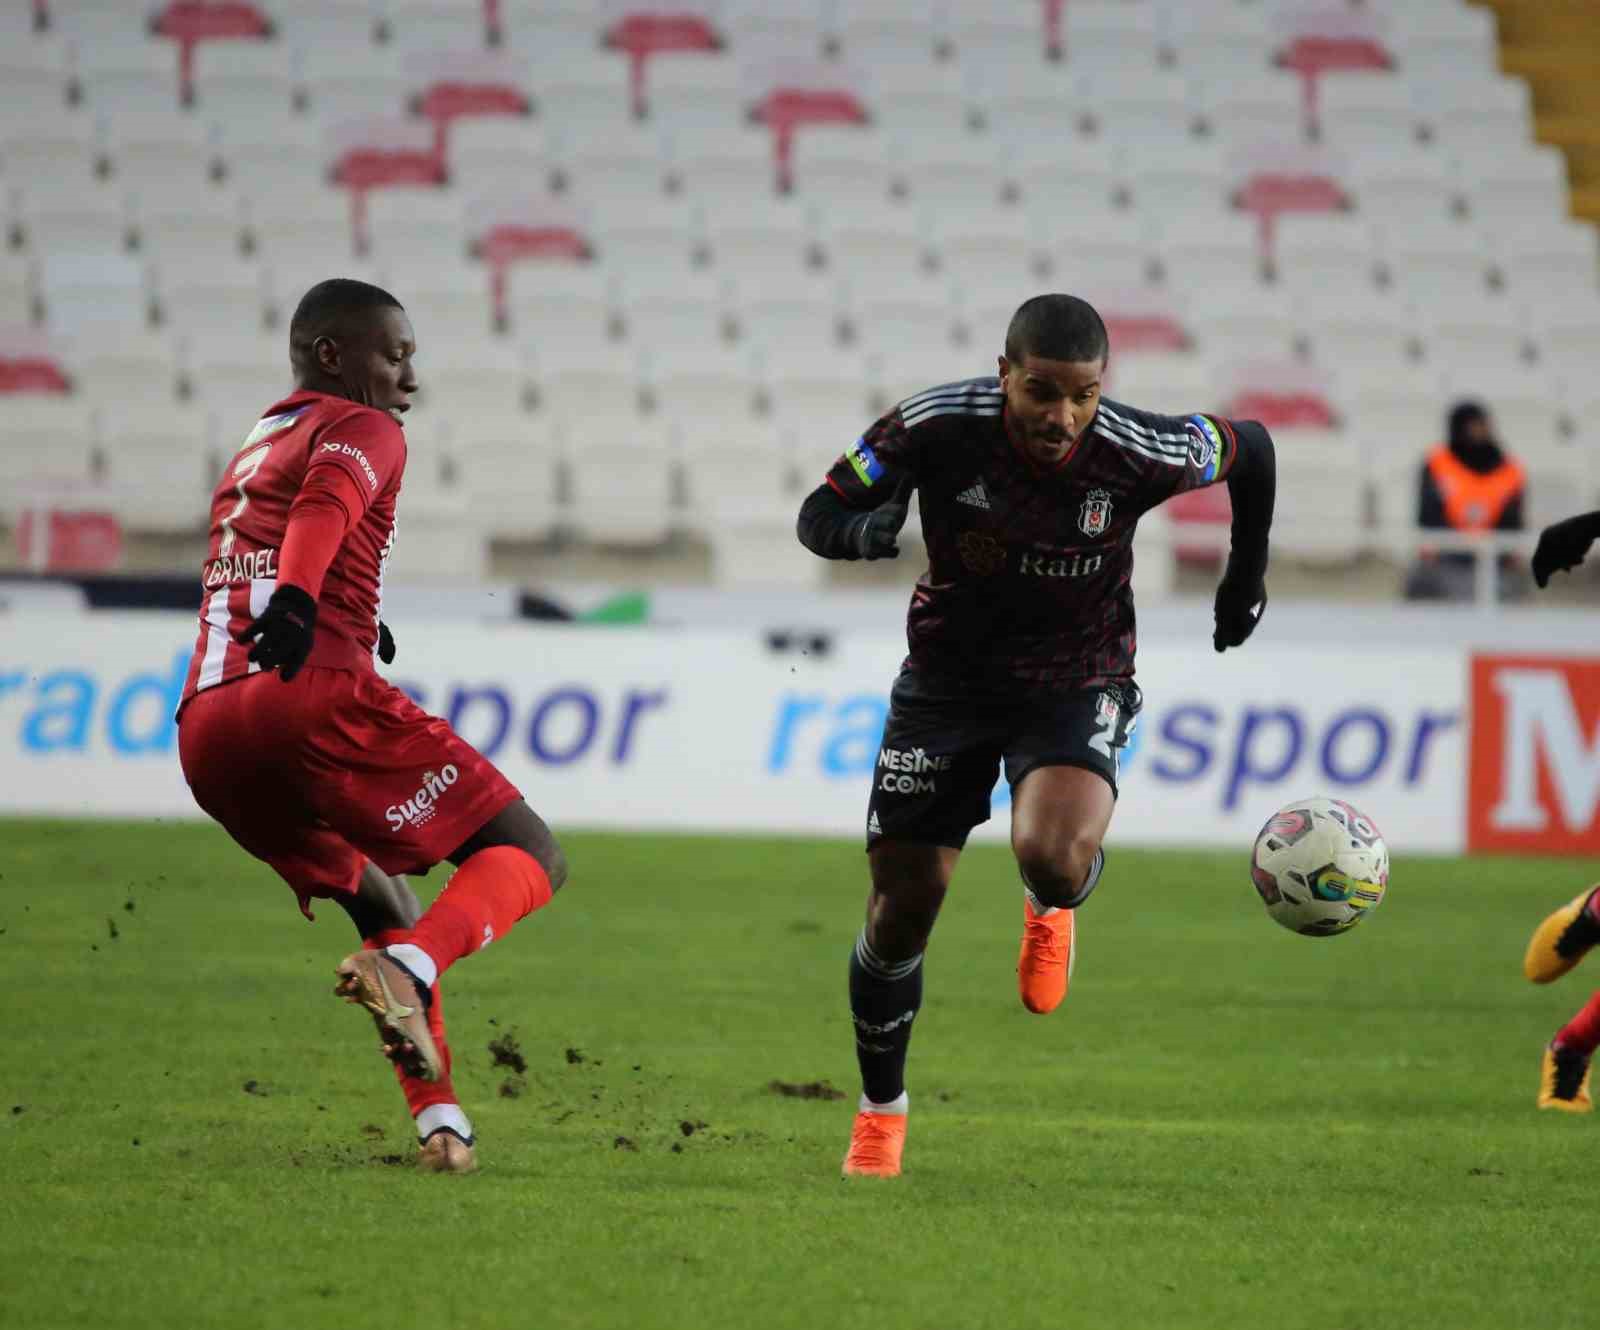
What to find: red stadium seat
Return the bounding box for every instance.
[151,1,271,100]
[1165,484,1231,571]
[0,328,70,394]
[15,508,123,572]
[328,115,444,190]
[408,49,531,161]
[1225,360,1337,429]
[603,11,721,117]
[749,57,870,191]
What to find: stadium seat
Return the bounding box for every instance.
[1461,145,1571,230]
[154,258,266,343]
[1415,75,1534,152]
[818,212,930,296]
[1272,213,1380,297]
[272,4,379,51]
[1077,70,1198,144]
[0,30,72,114]
[0,397,97,505]
[448,411,561,541]
[499,3,607,64]
[97,402,216,531]
[189,37,298,119]
[567,438,676,545]
[763,350,877,447]
[642,49,744,131]
[1269,425,1367,559]
[0,257,32,327]
[37,253,148,339]
[0,105,96,183]
[1295,285,1418,371]
[99,108,217,185]
[933,214,1038,306]
[667,125,779,205]
[1314,70,1419,151]
[1387,4,1499,77]
[1224,362,1337,430]
[1101,351,1215,416]
[301,47,411,125]
[864,54,971,137]
[1375,219,1494,303]
[894,136,1010,228]
[1042,220,1154,299]
[528,52,635,138]
[365,186,470,266]
[245,181,360,271]
[183,329,298,417]
[72,36,183,114]
[11,172,131,258]
[698,196,816,275]
[1061,1,1161,70]
[1198,70,1307,144]
[1531,299,1600,392]
[1121,138,1231,218]
[402,274,497,345]
[786,125,894,212]
[507,259,613,346]
[642,340,763,436]
[558,128,672,214]
[212,106,323,188]
[447,114,550,196]
[968,62,1082,144]
[1189,284,1298,365]
[1343,143,1459,226]
[130,178,245,267]
[384,1,493,55]
[417,338,528,419]
[1151,211,1264,298]
[0,325,70,393]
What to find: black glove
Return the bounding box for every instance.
[236,584,317,681]
[378,620,397,664]
[1213,562,1267,653]
[850,478,914,560]
[1531,512,1600,589]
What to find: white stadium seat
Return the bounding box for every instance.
[190,39,299,120]
[98,403,216,530]
[0,397,98,507]
[568,439,676,545]
[37,253,148,338]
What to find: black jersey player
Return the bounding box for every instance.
[797,294,1277,1176]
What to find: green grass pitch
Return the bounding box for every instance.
[3,818,1600,1330]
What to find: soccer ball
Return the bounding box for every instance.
[1249,796,1389,937]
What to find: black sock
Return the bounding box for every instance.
[849,930,923,1105]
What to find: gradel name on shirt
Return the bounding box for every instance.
[204,547,278,588]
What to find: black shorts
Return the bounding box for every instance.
[865,667,1142,850]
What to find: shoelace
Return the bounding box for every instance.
[1024,912,1069,960]
[1552,1045,1590,1100]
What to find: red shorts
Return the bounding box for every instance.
[178,666,521,918]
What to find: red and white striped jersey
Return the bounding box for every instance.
[179,391,407,710]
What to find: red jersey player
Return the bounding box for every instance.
[1520,507,1600,1111]
[176,279,568,1173]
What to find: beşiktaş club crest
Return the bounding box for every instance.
[1077,488,1113,538]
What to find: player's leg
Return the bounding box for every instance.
[1523,884,1600,983]
[1010,765,1114,1014]
[1539,990,1600,1112]
[336,865,478,1172]
[368,799,568,995]
[843,841,960,1178]
[843,666,997,1178]
[1005,684,1138,1015]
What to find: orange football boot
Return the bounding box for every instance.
[1018,896,1076,1014]
[841,1109,908,1178]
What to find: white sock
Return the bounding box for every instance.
[383,943,438,991]
[861,1091,909,1115]
[415,1102,473,1144]
[1024,887,1061,918]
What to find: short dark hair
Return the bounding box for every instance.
[1004,294,1109,365]
[289,278,404,350]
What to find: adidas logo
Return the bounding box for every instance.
[868,811,883,835]
[956,479,991,509]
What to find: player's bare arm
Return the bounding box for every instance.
[1210,418,1277,653]
[1531,508,1600,587]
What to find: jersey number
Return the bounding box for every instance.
[218,443,271,556]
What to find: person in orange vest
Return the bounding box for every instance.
[1404,401,1526,601]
